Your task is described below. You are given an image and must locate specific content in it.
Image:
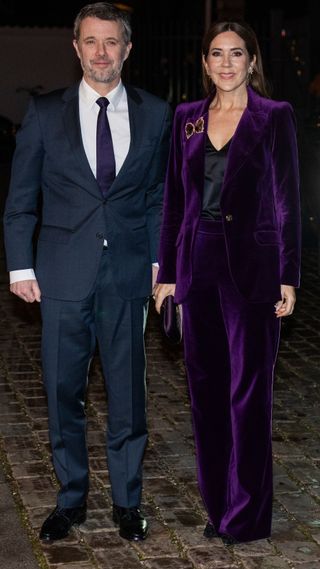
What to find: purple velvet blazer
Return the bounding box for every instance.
[157,87,301,303]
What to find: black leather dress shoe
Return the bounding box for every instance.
[112,504,148,541]
[203,521,219,538]
[39,504,87,541]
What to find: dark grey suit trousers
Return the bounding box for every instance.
[40,248,149,509]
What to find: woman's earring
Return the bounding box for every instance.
[247,65,254,85]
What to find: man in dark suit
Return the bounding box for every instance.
[3,2,171,542]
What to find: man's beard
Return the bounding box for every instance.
[86,60,124,84]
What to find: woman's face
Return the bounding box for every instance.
[203,31,255,93]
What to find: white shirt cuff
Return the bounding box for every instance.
[10,269,36,284]
[152,262,159,267]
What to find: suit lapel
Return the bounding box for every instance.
[223,87,270,187]
[107,85,144,196]
[62,85,101,198]
[62,84,145,199]
[184,96,212,196]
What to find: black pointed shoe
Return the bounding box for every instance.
[203,521,219,538]
[221,533,240,546]
[39,504,87,541]
[112,504,148,541]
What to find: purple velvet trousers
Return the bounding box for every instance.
[182,219,281,542]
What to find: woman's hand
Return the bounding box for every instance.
[153,283,176,314]
[274,285,296,318]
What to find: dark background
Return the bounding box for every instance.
[1,1,318,106]
[1,1,319,106]
[1,0,320,253]
[0,1,313,28]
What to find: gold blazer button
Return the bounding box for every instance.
[225,214,233,222]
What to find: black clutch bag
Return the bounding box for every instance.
[160,295,182,345]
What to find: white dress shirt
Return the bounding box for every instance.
[80,78,130,178]
[10,79,131,284]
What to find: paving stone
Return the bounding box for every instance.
[274,476,300,495]
[277,541,320,562]
[0,469,39,569]
[79,509,115,532]
[307,485,320,500]
[81,529,127,549]
[86,492,110,511]
[175,527,216,547]
[125,525,174,557]
[7,449,45,464]
[11,462,49,479]
[15,476,54,491]
[292,512,320,529]
[41,543,92,565]
[290,564,320,569]
[50,561,95,569]
[240,558,291,568]
[0,413,27,424]
[229,539,275,557]
[270,517,306,542]
[310,530,320,544]
[0,423,33,436]
[89,457,109,473]
[1,436,39,451]
[93,548,145,568]
[280,459,320,486]
[187,546,237,567]
[20,489,58,509]
[134,558,193,569]
[277,491,320,514]
[161,508,204,529]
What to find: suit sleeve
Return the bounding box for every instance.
[144,102,172,263]
[271,103,301,287]
[157,105,185,283]
[3,97,44,271]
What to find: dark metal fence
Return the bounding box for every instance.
[126,6,204,108]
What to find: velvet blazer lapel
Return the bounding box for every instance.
[185,87,270,197]
[183,96,211,200]
[223,87,270,188]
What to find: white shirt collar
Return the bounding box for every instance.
[79,78,125,111]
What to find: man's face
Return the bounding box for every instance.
[73,17,132,90]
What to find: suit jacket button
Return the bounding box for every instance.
[96,232,103,239]
[225,214,233,222]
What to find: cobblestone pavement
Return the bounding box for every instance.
[0,246,319,569]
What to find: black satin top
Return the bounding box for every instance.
[201,135,232,219]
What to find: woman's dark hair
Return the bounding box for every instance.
[202,20,270,97]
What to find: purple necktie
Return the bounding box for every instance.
[96,97,116,196]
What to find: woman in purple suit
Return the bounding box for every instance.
[154,21,301,545]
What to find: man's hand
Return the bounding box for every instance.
[10,280,41,303]
[152,265,159,294]
[274,284,296,318]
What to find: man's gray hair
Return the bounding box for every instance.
[74,2,132,44]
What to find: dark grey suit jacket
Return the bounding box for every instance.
[4,83,172,300]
